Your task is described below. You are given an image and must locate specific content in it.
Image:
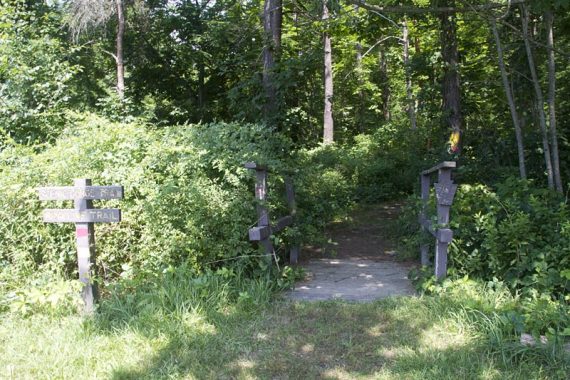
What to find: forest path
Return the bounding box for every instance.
[286,203,416,301]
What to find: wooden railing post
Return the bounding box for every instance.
[419,161,457,280]
[420,173,430,266]
[434,167,456,279]
[245,163,274,259]
[285,176,300,264]
[245,163,300,265]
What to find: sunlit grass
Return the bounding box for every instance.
[1,291,568,379]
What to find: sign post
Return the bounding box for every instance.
[38,179,123,314]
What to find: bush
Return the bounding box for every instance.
[0,114,291,298]
[448,178,570,298]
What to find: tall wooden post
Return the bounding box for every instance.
[420,174,430,266]
[285,176,300,264]
[74,179,97,314]
[245,163,274,260]
[419,162,457,280]
[434,168,455,279]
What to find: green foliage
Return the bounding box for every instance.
[400,177,570,299]
[413,275,570,344]
[0,1,81,144]
[449,178,570,298]
[0,114,292,299]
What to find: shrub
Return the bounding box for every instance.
[0,114,291,297]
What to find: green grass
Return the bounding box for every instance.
[1,290,568,379]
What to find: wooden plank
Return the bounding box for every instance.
[435,240,448,280]
[437,228,453,243]
[285,176,297,217]
[421,161,456,176]
[42,208,121,223]
[434,182,457,206]
[74,178,96,315]
[38,185,123,201]
[289,246,299,265]
[419,216,437,237]
[248,226,271,241]
[420,245,430,266]
[255,170,270,227]
[272,215,293,233]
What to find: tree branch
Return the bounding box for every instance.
[346,0,526,14]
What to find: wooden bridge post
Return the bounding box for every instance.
[420,173,431,266]
[419,161,457,280]
[245,163,274,260]
[74,178,97,313]
[285,176,300,264]
[434,167,456,279]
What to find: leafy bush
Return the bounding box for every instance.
[401,177,570,335]
[399,177,569,299]
[0,2,80,145]
[0,114,291,296]
[448,178,570,298]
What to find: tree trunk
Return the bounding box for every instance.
[356,40,364,132]
[354,4,364,132]
[491,19,526,179]
[262,0,282,121]
[379,49,390,121]
[323,0,334,144]
[521,5,554,189]
[440,1,462,153]
[115,0,125,98]
[198,61,205,119]
[403,17,417,130]
[545,11,562,193]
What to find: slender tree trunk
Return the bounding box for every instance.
[356,40,364,132]
[545,11,562,193]
[491,19,526,179]
[521,5,554,189]
[354,4,364,132]
[440,2,462,152]
[198,62,205,118]
[379,49,390,121]
[403,17,417,130]
[115,0,125,98]
[262,0,282,121]
[323,0,334,144]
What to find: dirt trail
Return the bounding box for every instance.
[286,203,416,301]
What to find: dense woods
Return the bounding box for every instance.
[1,1,570,373]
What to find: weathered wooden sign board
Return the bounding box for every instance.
[38,179,123,314]
[434,182,458,206]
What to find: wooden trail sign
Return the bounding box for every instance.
[38,179,123,314]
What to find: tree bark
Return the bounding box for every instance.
[403,17,417,130]
[440,1,462,152]
[115,0,125,99]
[354,4,364,132]
[545,11,562,193]
[356,40,364,132]
[262,0,282,120]
[379,49,390,121]
[323,0,334,144]
[491,19,526,179]
[521,5,554,189]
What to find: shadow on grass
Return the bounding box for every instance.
[91,294,561,380]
